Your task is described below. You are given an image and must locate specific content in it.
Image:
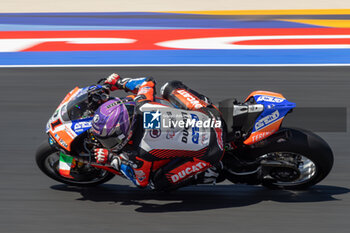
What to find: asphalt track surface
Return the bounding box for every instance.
[1,67,350,233]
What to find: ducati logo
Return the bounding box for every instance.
[170,161,208,183]
[176,89,204,109]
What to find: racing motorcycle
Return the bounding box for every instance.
[36,82,334,190]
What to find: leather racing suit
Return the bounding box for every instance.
[106,77,225,190]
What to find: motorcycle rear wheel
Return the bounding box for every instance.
[35,140,115,187]
[224,128,334,190]
[258,128,334,190]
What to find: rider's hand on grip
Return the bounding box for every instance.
[94,148,110,164]
[105,73,121,91]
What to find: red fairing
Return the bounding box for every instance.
[91,164,122,176]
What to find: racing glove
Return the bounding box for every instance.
[94,148,131,170]
[94,148,110,163]
[105,73,121,91]
[105,73,132,91]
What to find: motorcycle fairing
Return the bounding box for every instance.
[47,87,82,151]
[47,85,104,151]
[244,91,296,145]
[58,86,80,109]
[244,90,285,102]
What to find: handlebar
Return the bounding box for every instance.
[96,78,107,84]
[86,83,111,110]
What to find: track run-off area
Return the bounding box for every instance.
[0,9,350,66]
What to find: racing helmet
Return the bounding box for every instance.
[91,98,136,150]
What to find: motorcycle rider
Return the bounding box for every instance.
[92,73,225,190]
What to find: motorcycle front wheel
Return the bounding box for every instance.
[35,140,115,187]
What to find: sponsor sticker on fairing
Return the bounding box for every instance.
[256,95,285,103]
[149,129,161,138]
[74,121,91,132]
[59,139,68,148]
[255,110,280,130]
[191,114,199,144]
[72,120,92,133]
[134,170,146,182]
[251,130,276,143]
[138,86,151,95]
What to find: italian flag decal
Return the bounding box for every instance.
[59,152,74,179]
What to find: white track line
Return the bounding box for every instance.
[1,64,350,68]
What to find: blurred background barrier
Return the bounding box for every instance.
[0,10,350,66]
[1,0,350,12]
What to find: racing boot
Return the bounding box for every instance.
[194,161,224,184]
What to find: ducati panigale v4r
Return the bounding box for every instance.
[36,82,334,190]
